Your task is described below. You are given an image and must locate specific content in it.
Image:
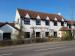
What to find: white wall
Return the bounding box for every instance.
[15,10,21,29]
[18,18,67,37]
[22,19,50,38]
[0,30,3,40]
[71,25,75,30]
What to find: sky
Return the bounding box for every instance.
[0,0,75,22]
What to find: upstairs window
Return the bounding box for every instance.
[69,24,71,28]
[61,22,64,26]
[24,18,30,25]
[45,20,49,25]
[67,24,71,28]
[54,21,57,26]
[36,19,41,25]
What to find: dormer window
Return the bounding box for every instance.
[45,16,49,26]
[25,13,30,18]
[54,17,57,21]
[45,20,49,25]
[61,21,64,26]
[36,19,41,25]
[54,21,57,26]
[24,18,30,25]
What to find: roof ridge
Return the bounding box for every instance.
[17,8,61,16]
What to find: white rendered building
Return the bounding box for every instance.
[15,8,68,38]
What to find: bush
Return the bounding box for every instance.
[0,40,12,46]
[34,38,48,43]
[48,36,60,41]
[60,31,74,41]
[61,36,72,41]
[12,39,25,45]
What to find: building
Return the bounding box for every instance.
[58,27,71,38]
[67,20,75,38]
[67,20,75,29]
[0,22,19,40]
[0,8,75,41]
[15,8,68,38]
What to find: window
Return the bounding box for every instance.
[67,24,71,28]
[54,32,57,37]
[61,22,64,26]
[36,32,40,37]
[3,33,11,40]
[54,21,57,26]
[24,18,30,25]
[36,19,41,25]
[24,32,30,38]
[74,24,75,26]
[69,24,71,28]
[45,32,49,37]
[45,20,49,25]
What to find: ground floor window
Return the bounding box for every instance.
[54,32,57,37]
[3,33,11,40]
[36,32,40,37]
[45,32,49,37]
[24,32,30,38]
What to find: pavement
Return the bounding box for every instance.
[0,41,75,56]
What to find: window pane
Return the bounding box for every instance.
[36,32,40,37]
[45,20,49,25]
[24,32,30,38]
[24,18,30,25]
[54,21,57,26]
[45,32,49,37]
[61,22,64,26]
[36,19,41,25]
[3,33,11,40]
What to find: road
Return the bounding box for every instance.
[0,41,75,56]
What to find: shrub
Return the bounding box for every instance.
[60,31,73,41]
[34,38,48,43]
[0,40,12,46]
[61,36,71,40]
[12,39,24,45]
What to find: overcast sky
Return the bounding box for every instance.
[0,0,75,22]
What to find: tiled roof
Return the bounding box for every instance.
[0,22,5,27]
[67,20,75,25]
[0,22,14,27]
[60,27,71,31]
[17,8,64,21]
[0,22,19,31]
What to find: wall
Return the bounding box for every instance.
[0,30,3,40]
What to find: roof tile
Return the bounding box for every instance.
[17,9,63,21]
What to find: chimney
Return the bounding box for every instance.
[57,12,61,16]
